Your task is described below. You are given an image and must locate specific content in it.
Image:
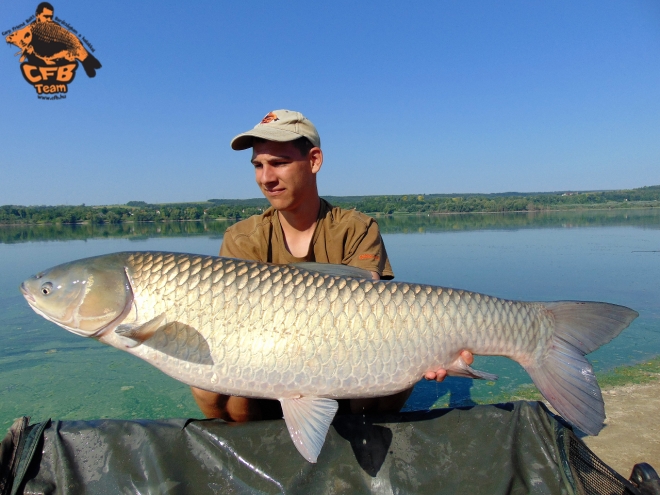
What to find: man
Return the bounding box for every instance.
[191,110,473,421]
[35,2,54,23]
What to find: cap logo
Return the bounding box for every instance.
[260,112,279,124]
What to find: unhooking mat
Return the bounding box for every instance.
[0,401,650,495]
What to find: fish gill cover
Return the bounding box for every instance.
[3,2,101,99]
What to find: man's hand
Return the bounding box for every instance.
[423,350,474,382]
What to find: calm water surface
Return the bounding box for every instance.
[1,209,658,429]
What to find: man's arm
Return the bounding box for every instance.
[191,388,283,422]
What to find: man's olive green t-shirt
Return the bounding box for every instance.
[219,199,394,279]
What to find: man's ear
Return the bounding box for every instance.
[309,147,323,174]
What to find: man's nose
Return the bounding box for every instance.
[259,164,277,184]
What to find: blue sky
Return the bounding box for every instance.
[1,0,658,205]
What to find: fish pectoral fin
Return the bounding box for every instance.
[291,262,373,280]
[145,322,215,366]
[279,397,339,463]
[115,313,166,347]
[445,356,498,381]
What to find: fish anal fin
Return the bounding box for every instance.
[115,313,166,347]
[280,397,338,463]
[445,355,498,381]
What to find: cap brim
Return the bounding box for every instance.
[230,127,305,150]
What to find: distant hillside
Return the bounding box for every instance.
[1,185,658,225]
[326,185,660,215]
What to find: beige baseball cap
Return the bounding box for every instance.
[230,109,321,150]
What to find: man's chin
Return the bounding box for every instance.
[264,195,290,211]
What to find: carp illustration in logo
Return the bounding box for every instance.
[260,112,279,124]
[5,2,101,97]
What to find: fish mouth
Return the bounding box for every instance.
[20,282,35,303]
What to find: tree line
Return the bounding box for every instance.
[1,207,657,244]
[337,185,660,215]
[1,185,658,225]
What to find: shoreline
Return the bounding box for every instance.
[582,378,660,476]
[371,202,660,217]
[0,203,658,227]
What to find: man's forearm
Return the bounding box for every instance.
[191,387,283,422]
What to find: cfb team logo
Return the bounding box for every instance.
[4,2,101,99]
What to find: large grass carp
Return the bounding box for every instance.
[20,251,638,462]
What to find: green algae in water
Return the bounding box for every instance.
[0,342,201,431]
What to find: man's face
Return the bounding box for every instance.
[36,8,53,23]
[251,140,322,212]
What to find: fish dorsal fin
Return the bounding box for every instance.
[292,262,373,280]
[279,397,338,463]
[115,313,166,348]
[445,354,499,381]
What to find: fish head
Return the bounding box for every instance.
[20,256,133,338]
[6,26,32,49]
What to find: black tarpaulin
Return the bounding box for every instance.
[0,401,644,495]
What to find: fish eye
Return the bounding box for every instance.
[41,282,53,295]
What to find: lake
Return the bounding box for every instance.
[1,208,658,430]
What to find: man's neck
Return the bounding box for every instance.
[277,196,321,258]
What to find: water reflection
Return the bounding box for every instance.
[374,208,660,233]
[1,208,659,244]
[0,220,231,244]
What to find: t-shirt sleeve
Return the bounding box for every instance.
[342,217,395,280]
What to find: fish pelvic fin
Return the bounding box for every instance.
[115,313,166,347]
[526,301,638,436]
[280,397,338,463]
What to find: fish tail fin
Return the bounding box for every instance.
[524,301,638,436]
[81,53,101,77]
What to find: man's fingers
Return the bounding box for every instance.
[424,351,473,382]
[423,350,473,382]
[461,350,474,365]
[434,369,447,382]
[424,369,447,382]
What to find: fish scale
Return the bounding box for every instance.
[30,22,81,55]
[21,251,638,462]
[127,253,538,397]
